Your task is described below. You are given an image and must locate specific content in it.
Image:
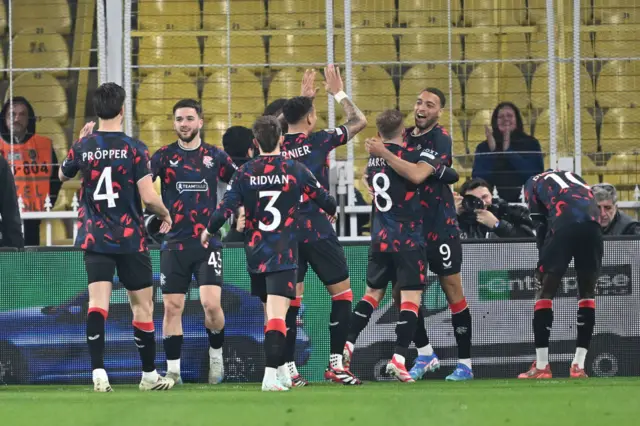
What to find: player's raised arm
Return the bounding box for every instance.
[298,163,337,217]
[59,121,96,182]
[324,64,367,139]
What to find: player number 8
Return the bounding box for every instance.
[372,172,392,212]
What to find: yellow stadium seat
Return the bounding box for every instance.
[351,66,397,118]
[269,35,327,65]
[0,2,6,35]
[596,60,640,109]
[12,0,71,35]
[592,0,640,25]
[462,0,526,26]
[12,29,70,78]
[334,0,396,28]
[204,121,227,148]
[531,63,594,109]
[268,67,329,119]
[203,35,266,67]
[202,68,265,128]
[137,36,201,76]
[464,32,501,60]
[465,64,500,111]
[9,72,68,123]
[526,0,590,26]
[138,117,177,154]
[607,154,640,175]
[534,109,597,154]
[37,119,68,164]
[400,34,462,63]
[268,0,326,29]
[466,109,493,146]
[600,108,640,154]
[497,63,527,102]
[399,65,462,111]
[594,30,640,59]
[203,0,266,30]
[335,34,397,64]
[137,0,201,31]
[398,0,460,27]
[136,71,199,122]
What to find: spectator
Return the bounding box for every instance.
[472,102,543,202]
[221,126,255,243]
[0,154,25,248]
[592,183,640,235]
[455,178,535,239]
[0,97,61,246]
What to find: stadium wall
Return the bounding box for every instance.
[1,238,639,385]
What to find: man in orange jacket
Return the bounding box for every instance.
[0,97,61,246]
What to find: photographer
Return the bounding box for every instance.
[455,178,535,239]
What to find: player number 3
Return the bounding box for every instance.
[94,166,119,208]
[372,173,392,212]
[258,190,282,231]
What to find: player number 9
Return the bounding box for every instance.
[439,243,451,261]
[372,172,392,212]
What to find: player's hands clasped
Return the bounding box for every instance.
[365,137,385,156]
[78,121,96,140]
[301,69,319,98]
[323,64,344,96]
[200,229,211,248]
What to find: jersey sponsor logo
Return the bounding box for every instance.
[323,127,343,135]
[420,149,438,160]
[477,265,632,301]
[176,179,209,194]
[203,156,214,168]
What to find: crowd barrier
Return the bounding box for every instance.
[0,238,638,385]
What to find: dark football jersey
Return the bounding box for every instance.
[60,131,151,253]
[150,141,237,250]
[524,169,599,231]
[280,126,348,242]
[207,155,337,274]
[366,142,424,252]
[406,125,460,241]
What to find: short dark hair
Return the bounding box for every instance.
[252,116,282,153]
[264,98,288,117]
[282,96,314,125]
[173,98,202,117]
[93,82,126,120]
[222,125,254,162]
[422,87,446,108]
[460,178,491,196]
[376,109,404,140]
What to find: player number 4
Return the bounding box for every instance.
[372,173,392,212]
[94,166,119,208]
[544,171,590,190]
[259,190,282,231]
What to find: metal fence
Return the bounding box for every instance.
[2,0,640,245]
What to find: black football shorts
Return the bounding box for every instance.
[250,269,298,303]
[367,248,427,291]
[538,221,603,277]
[84,250,153,291]
[426,237,462,276]
[297,235,349,285]
[160,247,223,294]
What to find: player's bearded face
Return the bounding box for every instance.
[176,125,199,143]
[414,92,441,130]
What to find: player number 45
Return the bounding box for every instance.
[94,166,119,208]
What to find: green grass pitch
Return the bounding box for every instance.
[1,379,639,426]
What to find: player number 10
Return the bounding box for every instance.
[94,166,119,208]
[372,173,392,212]
[544,171,590,190]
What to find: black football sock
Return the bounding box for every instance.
[133,321,156,373]
[87,308,107,370]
